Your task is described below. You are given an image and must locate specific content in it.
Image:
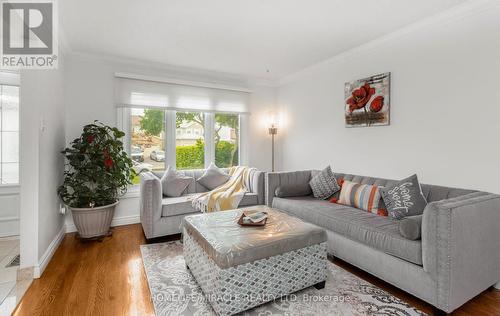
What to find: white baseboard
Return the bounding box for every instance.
[34,225,66,278]
[495,282,500,290]
[64,214,141,233]
[111,214,141,227]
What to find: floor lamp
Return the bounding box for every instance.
[268,124,277,172]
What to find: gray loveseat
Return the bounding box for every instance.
[140,168,265,239]
[266,170,500,314]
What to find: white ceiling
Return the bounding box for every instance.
[61,0,467,80]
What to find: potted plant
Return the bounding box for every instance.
[58,121,134,239]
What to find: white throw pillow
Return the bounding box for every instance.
[196,163,230,190]
[160,166,193,197]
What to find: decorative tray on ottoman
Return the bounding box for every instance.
[182,206,327,316]
[237,210,268,226]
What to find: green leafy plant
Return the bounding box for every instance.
[139,109,164,136]
[58,121,135,208]
[215,140,239,167]
[174,140,237,169]
[176,139,205,169]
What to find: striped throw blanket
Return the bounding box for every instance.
[192,166,256,213]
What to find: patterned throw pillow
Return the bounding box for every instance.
[309,166,340,200]
[336,180,388,216]
[328,178,344,203]
[380,174,428,219]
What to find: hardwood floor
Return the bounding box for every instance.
[13,224,500,316]
[13,224,155,316]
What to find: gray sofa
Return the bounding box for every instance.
[266,170,500,314]
[140,168,265,239]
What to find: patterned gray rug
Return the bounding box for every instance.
[141,241,425,316]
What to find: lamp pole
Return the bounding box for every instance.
[268,125,277,172]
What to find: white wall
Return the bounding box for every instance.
[64,54,276,229]
[277,1,500,194]
[20,56,66,275]
[248,84,276,172]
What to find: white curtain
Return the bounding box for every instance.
[114,77,250,113]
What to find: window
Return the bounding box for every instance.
[115,75,249,174]
[129,108,165,183]
[176,111,204,170]
[215,113,239,168]
[120,108,245,175]
[0,85,19,185]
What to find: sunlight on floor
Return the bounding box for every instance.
[128,257,152,316]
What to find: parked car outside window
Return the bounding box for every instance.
[150,150,165,162]
[131,145,144,162]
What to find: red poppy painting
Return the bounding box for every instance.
[345,73,390,127]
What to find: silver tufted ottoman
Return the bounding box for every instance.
[182,206,327,316]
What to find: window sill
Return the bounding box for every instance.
[0,185,20,195]
[121,185,140,199]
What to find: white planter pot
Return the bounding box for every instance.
[70,201,119,239]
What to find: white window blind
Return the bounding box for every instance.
[114,76,250,113]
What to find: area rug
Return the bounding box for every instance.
[141,241,425,316]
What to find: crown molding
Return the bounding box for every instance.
[66,50,279,88]
[279,0,497,86]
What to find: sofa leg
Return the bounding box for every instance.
[432,306,449,316]
[313,281,325,290]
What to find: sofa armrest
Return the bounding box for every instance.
[422,191,500,312]
[265,170,312,206]
[139,172,163,239]
[247,170,266,205]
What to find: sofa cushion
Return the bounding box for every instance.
[160,166,193,197]
[309,166,340,199]
[196,163,230,190]
[275,184,312,198]
[161,194,199,217]
[399,215,423,240]
[272,196,423,265]
[239,192,259,206]
[162,193,259,217]
[337,180,387,216]
[380,174,428,219]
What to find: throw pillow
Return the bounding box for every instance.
[160,166,193,197]
[337,178,345,187]
[196,163,230,190]
[399,215,423,240]
[309,166,340,200]
[380,174,428,219]
[275,184,312,198]
[337,180,388,216]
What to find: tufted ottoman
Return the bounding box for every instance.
[182,206,327,316]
